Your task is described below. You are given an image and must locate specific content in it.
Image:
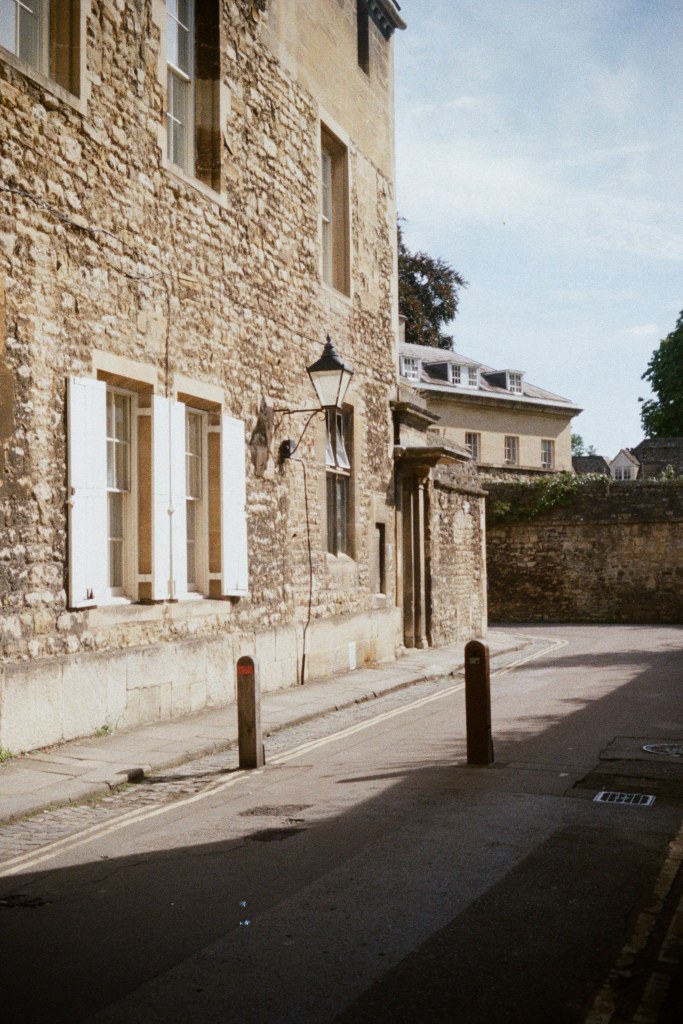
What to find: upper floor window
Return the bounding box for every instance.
[465,432,481,461]
[448,364,461,385]
[504,435,519,465]
[0,0,80,95]
[541,439,554,469]
[508,372,523,394]
[356,0,369,74]
[166,0,220,190]
[467,366,479,387]
[401,356,420,382]
[320,126,350,295]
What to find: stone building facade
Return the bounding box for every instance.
[398,338,581,478]
[0,0,485,753]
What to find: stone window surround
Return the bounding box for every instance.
[151,0,230,209]
[78,352,246,607]
[318,108,353,301]
[0,0,92,117]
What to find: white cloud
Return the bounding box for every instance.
[623,323,660,338]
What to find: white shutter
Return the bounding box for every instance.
[67,377,108,609]
[151,395,172,601]
[220,414,249,596]
[170,399,188,599]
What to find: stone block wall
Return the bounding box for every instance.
[428,463,487,646]
[0,0,405,750]
[486,479,683,623]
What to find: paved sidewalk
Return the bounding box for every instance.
[0,628,531,825]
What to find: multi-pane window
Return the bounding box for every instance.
[326,407,352,556]
[166,0,220,189]
[541,439,554,469]
[106,389,132,594]
[401,356,420,381]
[467,366,479,387]
[508,372,523,394]
[320,126,350,294]
[67,377,249,609]
[167,0,193,174]
[504,435,519,465]
[448,364,461,385]
[465,432,481,461]
[0,0,79,94]
[185,410,202,589]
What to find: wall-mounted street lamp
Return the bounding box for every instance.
[278,335,354,462]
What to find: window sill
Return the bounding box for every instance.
[87,596,234,627]
[321,280,353,307]
[0,46,86,116]
[162,160,228,210]
[326,551,357,577]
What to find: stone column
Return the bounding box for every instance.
[401,476,415,647]
[413,472,429,649]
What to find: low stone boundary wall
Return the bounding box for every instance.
[485,479,683,624]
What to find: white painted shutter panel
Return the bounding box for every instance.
[220,414,249,596]
[170,399,188,600]
[151,395,172,601]
[67,377,108,609]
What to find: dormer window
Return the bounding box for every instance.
[467,366,479,387]
[401,356,420,382]
[448,364,461,385]
[508,372,523,394]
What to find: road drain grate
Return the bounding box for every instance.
[642,743,683,758]
[594,791,656,806]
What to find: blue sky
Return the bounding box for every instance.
[393,0,683,457]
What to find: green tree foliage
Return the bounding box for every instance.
[571,433,596,456]
[640,311,683,437]
[398,222,467,350]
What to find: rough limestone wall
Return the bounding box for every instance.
[486,480,683,623]
[428,463,487,646]
[0,0,398,667]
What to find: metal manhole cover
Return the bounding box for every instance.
[594,791,656,807]
[642,743,683,758]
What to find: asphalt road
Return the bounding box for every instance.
[1,624,681,1023]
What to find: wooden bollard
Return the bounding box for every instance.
[236,656,265,769]
[464,640,494,765]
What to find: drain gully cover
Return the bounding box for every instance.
[594,791,656,807]
[642,743,683,758]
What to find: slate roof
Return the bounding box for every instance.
[572,455,611,476]
[632,437,683,477]
[399,341,581,413]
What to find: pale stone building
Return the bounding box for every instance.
[399,339,581,477]
[0,0,486,753]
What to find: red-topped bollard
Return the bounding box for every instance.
[464,640,494,765]
[236,656,265,769]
